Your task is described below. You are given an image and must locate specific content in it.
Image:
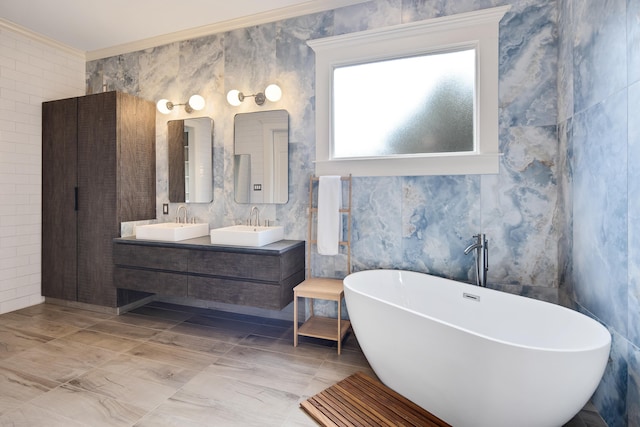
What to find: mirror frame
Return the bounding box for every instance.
[233,110,289,204]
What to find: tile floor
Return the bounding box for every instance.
[0,301,607,426]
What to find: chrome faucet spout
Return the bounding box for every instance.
[464,242,482,255]
[176,204,188,223]
[250,206,260,227]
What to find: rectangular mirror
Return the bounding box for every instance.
[168,117,213,203]
[234,110,289,204]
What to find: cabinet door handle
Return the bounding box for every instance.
[74,187,78,211]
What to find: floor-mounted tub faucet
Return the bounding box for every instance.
[464,234,488,287]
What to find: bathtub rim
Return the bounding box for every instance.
[343,269,611,354]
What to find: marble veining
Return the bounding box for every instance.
[557,0,640,425]
[571,91,628,335]
[84,1,640,425]
[572,0,627,114]
[90,0,562,295]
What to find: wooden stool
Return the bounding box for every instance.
[293,278,351,354]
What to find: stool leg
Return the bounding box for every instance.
[337,297,342,355]
[293,293,298,348]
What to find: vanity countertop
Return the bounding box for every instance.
[114,236,304,255]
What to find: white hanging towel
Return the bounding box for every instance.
[317,176,341,255]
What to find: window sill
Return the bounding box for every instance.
[314,152,501,177]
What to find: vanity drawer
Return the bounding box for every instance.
[114,244,187,271]
[188,250,282,282]
[113,238,305,310]
[188,274,301,310]
[114,267,187,296]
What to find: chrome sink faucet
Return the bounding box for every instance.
[176,204,188,223]
[250,206,260,226]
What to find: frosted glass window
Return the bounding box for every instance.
[333,48,475,159]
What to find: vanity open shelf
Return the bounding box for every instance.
[113,236,304,310]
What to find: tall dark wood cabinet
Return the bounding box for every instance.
[42,91,156,307]
[167,120,186,202]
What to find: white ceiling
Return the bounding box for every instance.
[1,0,367,58]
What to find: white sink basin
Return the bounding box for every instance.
[210,225,284,247]
[135,222,209,242]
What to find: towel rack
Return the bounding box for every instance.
[293,175,352,354]
[306,175,352,277]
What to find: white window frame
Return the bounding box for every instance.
[308,5,510,176]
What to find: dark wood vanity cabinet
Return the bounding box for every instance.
[42,91,156,307]
[113,238,305,310]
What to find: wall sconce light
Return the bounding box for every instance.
[226,84,282,106]
[156,94,205,114]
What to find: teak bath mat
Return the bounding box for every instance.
[301,372,451,427]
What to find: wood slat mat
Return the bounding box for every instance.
[301,372,451,427]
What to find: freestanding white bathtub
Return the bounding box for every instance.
[343,270,611,427]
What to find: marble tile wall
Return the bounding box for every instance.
[86,0,637,424]
[557,0,640,426]
[88,0,560,290]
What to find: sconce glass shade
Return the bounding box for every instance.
[156,99,173,114]
[265,84,282,102]
[188,94,205,111]
[227,90,242,106]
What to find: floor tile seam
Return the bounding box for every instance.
[181,307,278,324]
[140,331,239,359]
[163,323,254,344]
[117,341,229,385]
[107,317,184,332]
[233,341,330,366]
[0,324,58,344]
[152,325,244,349]
[0,341,50,362]
[0,360,63,390]
[28,308,113,326]
[0,352,75,386]
[180,319,261,337]
[0,318,84,341]
[71,365,184,392]
[317,355,372,370]
[50,331,145,353]
[191,312,267,325]
[124,341,222,372]
[41,380,151,419]
[66,367,183,416]
[234,339,332,365]
[78,330,164,349]
[149,391,290,427]
[211,353,322,384]
[166,372,304,419]
[131,398,170,426]
[0,400,94,427]
[89,318,167,335]
[100,352,212,386]
[0,394,39,417]
[34,317,104,330]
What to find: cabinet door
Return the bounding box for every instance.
[118,93,156,221]
[42,98,78,300]
[77,92,118,306]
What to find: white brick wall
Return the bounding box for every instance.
[0,22,85,314]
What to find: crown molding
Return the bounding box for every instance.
[86,0,369,61]
[0,18,86,59]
